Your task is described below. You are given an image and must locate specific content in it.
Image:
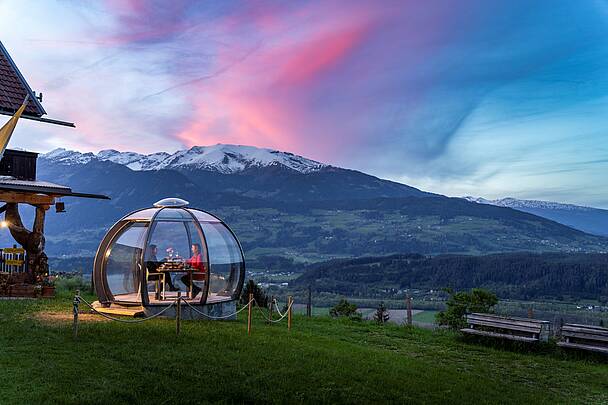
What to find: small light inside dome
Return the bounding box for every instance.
[0,221,8,228]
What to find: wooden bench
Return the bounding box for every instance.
[461,313,551,343]
[557,323,608,354]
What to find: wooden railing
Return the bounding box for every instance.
[0,246,27,273]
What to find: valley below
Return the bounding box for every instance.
[21,144,608,314]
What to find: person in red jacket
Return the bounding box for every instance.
[181,243,206,298]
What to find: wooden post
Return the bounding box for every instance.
[268,295,274,325]
[288,296,293,331]
[307,285,312,317]
[528,307,534,319]
[247,292,253,335]
[73,289,80,339]
[176,292,181,336]
[406,295,413,326]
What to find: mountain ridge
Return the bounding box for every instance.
[464,196,608,236]
[43,144,328,174]
[16,144,608,259]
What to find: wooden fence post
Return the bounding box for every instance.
[268,295,274,325]
[288,296,293,331]
[73,289,80,339]
[406,295,413,326]
[247,292,253,335]
[307,285,312,317]
[176,292,181,336]
[528,307,534,319]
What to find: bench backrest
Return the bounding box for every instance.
[561,323,608,343]
[467,313,550,334]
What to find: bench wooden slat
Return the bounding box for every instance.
[467,314,546,329]
[467,316,542,329]
[563,323,608,332]
[469,313,550,325]
[557,341,608,354]
[561,331,608,343]
[562,325,608,337]
[466,319,540,334]
[460,328,539,342]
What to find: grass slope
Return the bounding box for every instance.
[1,295,607,404]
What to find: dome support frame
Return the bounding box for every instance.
[92,202,246,309]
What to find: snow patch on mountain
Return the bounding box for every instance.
[463,196,597,212]
[42,144,328,174]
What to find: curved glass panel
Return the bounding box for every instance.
[154,197,189,208]
[199,222,244,302]
[154,208,193,221]
[105,222,148,302]
[187,209,221,223]
[145,220,208,303]
[124,208,160,220]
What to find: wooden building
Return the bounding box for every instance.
[0,40,108,297]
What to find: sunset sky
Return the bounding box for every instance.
[1,1,608,207]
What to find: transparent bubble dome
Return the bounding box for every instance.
[93,198,245,307]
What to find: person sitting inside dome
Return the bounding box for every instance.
[181,243,206,298]
[145,244,178,293]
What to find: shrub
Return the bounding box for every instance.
[240,279,269,307]
[54,275,91,294]
[374,301,390,325]
[436,288,498,330]
[330,299,362,321]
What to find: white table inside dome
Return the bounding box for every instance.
[156,262,205,300]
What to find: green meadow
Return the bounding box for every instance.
[0,294,607,404]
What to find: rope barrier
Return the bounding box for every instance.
[253,302,273,322]
[273,299,286,318]
[73,293,293,331]
[269,299,294,323]
[78,295,177,324]
[182,298,254,320]
[255,298,293,323]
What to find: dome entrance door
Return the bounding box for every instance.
[144,217,208,304]
[103,222,148,303]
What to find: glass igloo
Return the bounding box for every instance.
[93,198,245,308]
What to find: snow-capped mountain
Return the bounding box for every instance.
[43,144,327,174]
[463,196,596,212]
[464,196,608,236]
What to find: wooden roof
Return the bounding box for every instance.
[0,41,73,127]
[0,41,45,118]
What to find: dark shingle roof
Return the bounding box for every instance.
[0,176,110,200]
[0,41,46,117]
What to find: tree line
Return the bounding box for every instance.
[295,252,608,301]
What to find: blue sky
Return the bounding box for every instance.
[1,0,608,207]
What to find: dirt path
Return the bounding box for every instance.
[32,311,110,324]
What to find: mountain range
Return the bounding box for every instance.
[464,196,608,236]
[45,144,328,174]
[4,144,606,263]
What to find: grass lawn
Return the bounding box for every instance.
[413,310,439,324]
[1,294,607,404]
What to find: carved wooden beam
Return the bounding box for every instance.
[0,191,55,206]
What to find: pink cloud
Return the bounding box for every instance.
[273,24,373,88]
[169,4,380,160]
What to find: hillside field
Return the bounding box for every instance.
[1,295,607,404]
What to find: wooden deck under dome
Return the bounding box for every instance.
[110,291,234,306]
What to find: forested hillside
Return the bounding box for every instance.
[295,252,608,301]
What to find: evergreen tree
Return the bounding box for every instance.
[240,279,269,307]
[330,299,362,321]
[436,288,498,330]
[374,302,390,325]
